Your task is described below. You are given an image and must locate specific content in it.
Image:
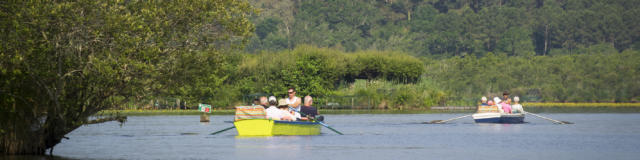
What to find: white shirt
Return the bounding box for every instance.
[280,109,295,120]
[290,110,301,119]
[511,104,524,114]
[286,96,300,106]
[265,106,282,120]
[496,104,505,113]
[286,96,302,116]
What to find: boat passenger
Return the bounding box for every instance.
[501,98,512,114]
[502,91,511,105]
[265,96,282,120]
[487,100,494,106]
[286,87,302,111]
[511,96,524,114]
[258,96,269,108]
[301,96,319,120]
[252,98,260,106]
[493,97,504,113]
[278,99,295,121]
[480,96,488,106]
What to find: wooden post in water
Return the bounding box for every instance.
[200,112,210,122]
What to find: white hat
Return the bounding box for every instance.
[278,99,288,107]
[481,96,487,102]
[514,96,520,102]
[493,97,501,104]
[268,96,277,103]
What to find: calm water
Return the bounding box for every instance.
[16,113,640,159]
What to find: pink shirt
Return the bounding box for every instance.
[501,102,512,113]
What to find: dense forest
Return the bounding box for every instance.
[247,0,639,57]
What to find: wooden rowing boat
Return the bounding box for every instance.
[472,105,525,123]
[233,119,321,136]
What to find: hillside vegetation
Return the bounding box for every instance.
[247,0,639,57]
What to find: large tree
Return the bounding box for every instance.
[0,0,255,155]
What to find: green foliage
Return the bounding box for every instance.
[233,46,424,99]
[245,0,638,57]
[331,79,447,109]
[425,50,640,105]
[0,0,255,154]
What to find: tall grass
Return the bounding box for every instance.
[331,79,446,109]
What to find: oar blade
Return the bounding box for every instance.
[318,121,343,135]
[210,126,236,135]
[424,120,443,124]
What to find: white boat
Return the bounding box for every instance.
[472,106,525,123]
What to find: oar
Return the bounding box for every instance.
[425,114,472,124]
[525,111,572,124]
[318,121,344,135]
[289,106,344,135]
[210,126,236,135]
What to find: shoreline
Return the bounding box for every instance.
[100,103,640,116]
[522,102,640,107]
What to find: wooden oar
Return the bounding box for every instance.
[289,106,344,135]
[318,121,344,135]
[425,114,472,124]
[210,126,236,135]
[525,111,572,124]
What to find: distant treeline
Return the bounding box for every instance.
[425,49,640,105]
[207,46,639,108]
[247,0,639,57]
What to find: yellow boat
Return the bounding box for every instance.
[234,119,322,136]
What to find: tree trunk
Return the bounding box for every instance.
[544,24,549,56]
[2,116,126,155]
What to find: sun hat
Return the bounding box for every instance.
[481,96,487,102]
[268,96,277,103]
[513,96,520,102]
[493,97,501,104]
[277,99,288,108]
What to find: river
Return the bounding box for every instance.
[7,113,640,159]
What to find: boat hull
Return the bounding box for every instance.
[234,119,321,136]
[472,113,524,124]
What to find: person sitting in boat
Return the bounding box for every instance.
[511,96,524,114]
[497,97,512,113]
[252,98,260,107]
[487,100,495,106]
[259,96,268,108]
[286,87,302,111]
[265,96,283,120]
[493,97,505,113]
[276,99,295,121]
[502,91,511,105]
[301,96,319,119]
[480,96,488,106]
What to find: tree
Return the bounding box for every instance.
[0,0,255,155]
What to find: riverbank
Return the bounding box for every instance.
[100,103,640,116]
[522,102,640,107]
[99,109,447,116]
